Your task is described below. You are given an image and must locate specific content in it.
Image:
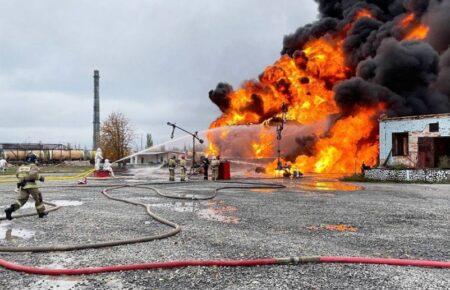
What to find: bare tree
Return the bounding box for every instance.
[99,112,135,161]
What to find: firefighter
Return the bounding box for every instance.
[361,162,370,175]
[211,156,220,181]
[4,156,47,220]
[94,148,103,171]
[168,155,177,182]
[179,155,187,182]
[103,159,115,177]
[0,158,7,173]
[201,156,210,180]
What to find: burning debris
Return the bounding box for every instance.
[307,224,358,233]
[207,0,450,175]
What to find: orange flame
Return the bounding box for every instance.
[251,131,274,159]
[205,135,220,157]
[399,13,429,41]
[400,13,415,27]
[404,25,429,41]
[266,105,383,174]
[210,36,347,129]
[206,9,387,175]
[355,9,374,20]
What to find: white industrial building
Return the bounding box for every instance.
[379,113,450,168]
[128,150,185,166]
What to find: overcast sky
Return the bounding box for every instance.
[0,0,317,149]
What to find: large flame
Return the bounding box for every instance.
[206,10,429,175]
[400,13,429,41]
[210,36,347,129]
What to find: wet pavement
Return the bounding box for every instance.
[0,222,35,241]
[0,176,448,289]
[152,199,240,224]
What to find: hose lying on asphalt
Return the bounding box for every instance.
[0,180,449,276]
[0,181,284,252]
[0,256,448,276]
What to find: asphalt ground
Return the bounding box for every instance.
[0,176,448,289]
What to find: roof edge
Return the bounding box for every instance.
[380,112,450,122]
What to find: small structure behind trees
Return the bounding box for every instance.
[99,112,135,161]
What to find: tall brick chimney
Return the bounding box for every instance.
[93,70,100,150]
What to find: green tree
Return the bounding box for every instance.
[146,133,154,148]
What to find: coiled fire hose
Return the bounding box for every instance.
[0,181,448,276]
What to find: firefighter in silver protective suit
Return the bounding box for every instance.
[4,156,47,220]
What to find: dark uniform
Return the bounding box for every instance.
[201,156,210,180]
[4,162,46,220]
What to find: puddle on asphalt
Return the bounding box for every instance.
[281,175,362,192]
[152,201,197,213]
[247,175,362,194]
[1,199,83,210]
[31,256,83,290]
[295,181,361,191]
[152,200,240,224]
[249,179,360,196]
[51,200,84,207]
[0,222,35,241]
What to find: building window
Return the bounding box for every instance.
[429,123,439,132]
[392,132,408,156]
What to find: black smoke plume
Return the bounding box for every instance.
[211,0,450,118]
[209,83,233,113]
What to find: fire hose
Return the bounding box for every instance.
[0,169,95,184]
[0,181,284,252]
[0,181,448,276]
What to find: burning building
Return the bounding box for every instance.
[379,113,450,168]
[206,0,450,175]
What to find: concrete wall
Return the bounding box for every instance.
[365,168,450,183]
[380,114,450,167]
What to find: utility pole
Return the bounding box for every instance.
[167,122,204,169]
[276,103,288,171]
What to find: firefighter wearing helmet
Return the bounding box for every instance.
[180,155,187,181]
[4,155,47,220]
[168,155,177,182]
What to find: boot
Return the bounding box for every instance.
[4,207,14,220]
[38,212,48,218]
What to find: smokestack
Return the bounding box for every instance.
[93,70,100,150]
